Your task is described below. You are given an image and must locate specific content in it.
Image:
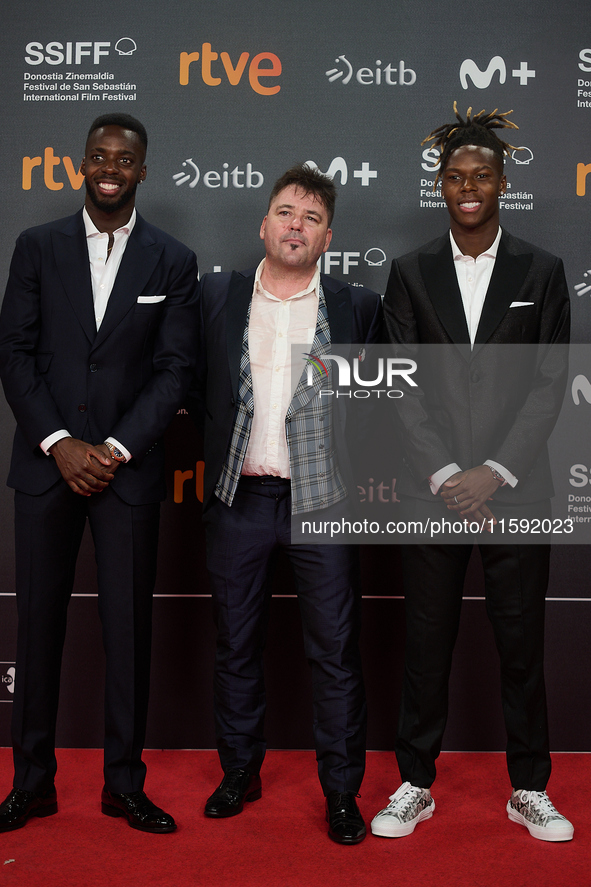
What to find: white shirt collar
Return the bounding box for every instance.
[449,226,502,261]
[254,258,320,302]
[83,206,136,238]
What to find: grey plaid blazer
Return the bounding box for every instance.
[190,269,383,515]
[215,284,347,514]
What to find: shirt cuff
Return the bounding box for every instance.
[106,437,132,463]
[41,430,71,455]
[484,459,518,488]
[429,463,462,495]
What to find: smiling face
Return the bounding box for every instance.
[80,125,146,221]
[441,144,506,238]
[260,185,332,275]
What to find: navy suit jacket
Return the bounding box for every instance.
[0,209,199,505]
[384,230,570,503]
[191,269,383,512]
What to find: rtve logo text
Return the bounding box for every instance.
[576,161,591,196]
[22,148,83,191]
[179,43,281,95]
[459,56,535,89]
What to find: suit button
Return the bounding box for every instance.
[471,372,480,382]
[78,404,87,412]
[89,364,98,373]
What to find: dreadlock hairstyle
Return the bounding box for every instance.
[422,101,520,189]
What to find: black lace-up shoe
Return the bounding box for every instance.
[325,791,366,844]
[101,788,176,833]
[204,769,262,818]
[0,787,57,832]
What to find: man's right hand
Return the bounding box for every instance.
[48,437,115,496]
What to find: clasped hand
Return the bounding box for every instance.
[440,465,501,529]
[49,438,119,496]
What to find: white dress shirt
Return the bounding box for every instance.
[429,228,517,494]
[241,259,319,478]
[40,208,136,460]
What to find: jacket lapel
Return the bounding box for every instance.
[419,236,471,345]
[226,271,255,405]
[322,275,352,345]
[51,210,97,344]
[287,283,332,417]
[474,234,533,345]
[92,214,164,350]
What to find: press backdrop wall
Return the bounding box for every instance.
[1,0,590,756]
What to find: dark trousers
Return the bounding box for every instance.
[12,480,160,794]
[396,541,551,791]
[204,477,367,795]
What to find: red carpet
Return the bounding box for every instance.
[0,749,588,887]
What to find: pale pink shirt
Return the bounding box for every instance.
[241,259,319,478]
[40,208,136,460]
[430,228,517,493]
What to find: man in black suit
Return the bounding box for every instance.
[0,114,198,833]
[192,164,382,843]
[371,106,573,842]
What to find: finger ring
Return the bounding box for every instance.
[454,496,459,504]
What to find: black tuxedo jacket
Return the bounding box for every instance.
[190,269,383,512]
[0,209,199,505]
[384,230,570,503]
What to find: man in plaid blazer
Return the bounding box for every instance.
[192,164,382,843]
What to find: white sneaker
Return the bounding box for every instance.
[507,789,574,842]
[371,782,435,838]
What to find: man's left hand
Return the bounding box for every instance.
[92,443,122,477]
[440,465,501,517]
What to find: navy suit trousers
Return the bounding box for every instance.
[204,476,367,795]
[12,481,160,794]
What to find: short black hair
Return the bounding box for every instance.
[423,102,519,188]
[86,114,148,153]
[268,163,337,226]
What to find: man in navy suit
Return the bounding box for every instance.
[192,164,382,843]
[0,114,198,833]
[371,106,573,842]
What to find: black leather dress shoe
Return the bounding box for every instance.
[0,787,58,832]
[204,769,262,818]
[325,791,366,844]
[101,788,176,833]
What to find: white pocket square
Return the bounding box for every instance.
[509,301,534,308]
[137,295,166,303]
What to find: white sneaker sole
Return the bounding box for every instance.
[371,800,435,838]
[507,802,574,842]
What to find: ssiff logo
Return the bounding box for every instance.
[459,56,535,89]
[421,145,534,173]
[25,40,136,65]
